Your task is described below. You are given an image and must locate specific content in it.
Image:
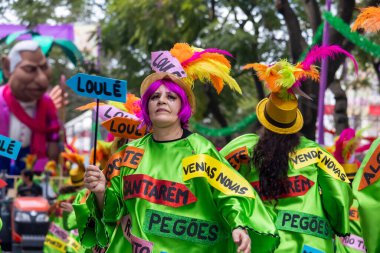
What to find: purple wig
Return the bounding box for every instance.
[139,79,192,130]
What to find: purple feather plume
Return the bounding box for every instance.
[181,48,233,66]
[302,45,358,74]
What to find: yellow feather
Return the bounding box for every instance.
[185,61,242,94]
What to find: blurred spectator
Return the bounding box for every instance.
[17,169,42,197]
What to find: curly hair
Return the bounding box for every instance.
[252,129,300,201]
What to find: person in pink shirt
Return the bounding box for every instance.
[0,40,61,177]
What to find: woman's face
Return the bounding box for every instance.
[148,84,182,128]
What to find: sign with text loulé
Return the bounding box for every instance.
[0,135,21,160]
[66,73,127,102]
[151,51,187,78]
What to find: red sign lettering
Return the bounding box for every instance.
[251,175,315,200]
[123,174,197,207]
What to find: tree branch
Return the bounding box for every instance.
[303,0,322,33]
[275,0,308,62]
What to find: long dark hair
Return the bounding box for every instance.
[252,129,300,200]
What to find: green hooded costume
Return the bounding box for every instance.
[220,134,353,253]
[352,137,380,253]
[85,132,280,253]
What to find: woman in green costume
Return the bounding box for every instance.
[220,46,355,253]
[330,128,367,253]
[44,152,85,253]
[352,137,380,253]
[83,44,280,253]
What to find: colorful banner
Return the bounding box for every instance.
[151,51,187,78]
[251,175,315,200]
[290,148,350,183]
[121,214,154,253]
[143,209,222,245]
[276,210,333,239]
[0,134,21,160]
[340,234,366,252]
[358,143,380,190]
[224,146,249,170]
[182,154,255,198]
[123,174,197,207]
[66,73,127,102]
[44,234,66,253]
[101,117,148,139]
[98,104,139,121]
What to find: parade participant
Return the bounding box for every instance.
[220,45,355,253]
[331,128,366,253]
[352,137,380,253]
[349,8,380,252]
[17,169,42,197]
[84,44,280,253]
[44,151,85,253]
[72,93,142,251]
[0,40,61,176]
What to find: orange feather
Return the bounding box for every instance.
[170,43,194,63]
[76,102,106,111]
[210,75,224,94]
[352,7,380,33]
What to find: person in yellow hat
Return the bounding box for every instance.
[220,45,356,253]
[83,43,280,253]
[44,152,85,253]
[331,128,367,253]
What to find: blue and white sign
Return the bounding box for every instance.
[0,135,21,160]
[66,73,127,102]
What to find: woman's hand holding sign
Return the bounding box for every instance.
[84,165,106,210]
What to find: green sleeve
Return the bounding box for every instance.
[85,172,125,247]
[352,137,380,253]
[207,142,280,253]
[72,189,97,249]
[63,210,77,230]
[317,147,353,236]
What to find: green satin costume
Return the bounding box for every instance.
[44,192,85,253]
[335,199,366,253]
[220,134,353,253]
[352,137,380,253]
[86,132,280,253]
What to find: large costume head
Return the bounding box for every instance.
[1,40,51,102]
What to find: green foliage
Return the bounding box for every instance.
[6,0,88,26]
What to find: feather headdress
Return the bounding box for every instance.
[243,45,358,100]
[61,152,85,172]
[169,43,241,94]
[352,6,380,33]
[89,140,113,170]
[23,154,37,170]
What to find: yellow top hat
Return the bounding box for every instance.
[244,46,358,135]
[256,93,303,134]
[61,152,85,187]
[342,163,358,181]
[140,72,196,113]
[69,167,85,187]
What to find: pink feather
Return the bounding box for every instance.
[181,48,233,66]
[302,45,358,74]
